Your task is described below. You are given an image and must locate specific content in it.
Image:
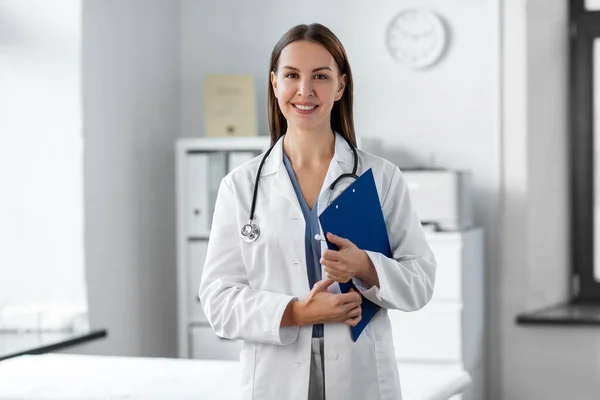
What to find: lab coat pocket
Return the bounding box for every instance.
[374,341,402,400]
[239,347,256,399]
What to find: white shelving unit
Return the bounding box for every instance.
[176,136,271,360]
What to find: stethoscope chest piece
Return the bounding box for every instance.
[240,222,260,243]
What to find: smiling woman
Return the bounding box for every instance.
[199,23,436,400]
[270,40,347,136]
[267,24,355,149]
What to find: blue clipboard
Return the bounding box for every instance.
[318,168,392,342]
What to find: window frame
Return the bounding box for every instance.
[570,0,600,301]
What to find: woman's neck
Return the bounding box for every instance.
[283,127,335,168]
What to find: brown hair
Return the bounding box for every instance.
[268,23,356,147]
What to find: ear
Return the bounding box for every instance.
[270,71,278,98]
[335,74,347,101]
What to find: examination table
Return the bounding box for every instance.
[0,353,470,399]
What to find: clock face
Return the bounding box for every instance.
[386,9,447,70]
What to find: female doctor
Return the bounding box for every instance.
[199,23,436,400]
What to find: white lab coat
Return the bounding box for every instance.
[200,132,436,400]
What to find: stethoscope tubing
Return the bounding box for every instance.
[241,133,358,243]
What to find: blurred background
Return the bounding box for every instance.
[1,1,599,399]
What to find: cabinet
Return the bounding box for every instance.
[388,229,485,400]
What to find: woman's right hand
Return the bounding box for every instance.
[296,279,362,327]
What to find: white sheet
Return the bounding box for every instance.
[0,354,470,400]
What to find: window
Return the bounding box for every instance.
[586,0,600,11]
[0,1,87,329]
[570,0,600,301]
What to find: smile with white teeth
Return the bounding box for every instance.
[293,104,317,111]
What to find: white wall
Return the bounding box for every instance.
[181,0,501,396]
[0,0,87,325]
[75,0,180,357]
[500,1,585,399]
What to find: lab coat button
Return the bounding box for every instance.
[328,352,338,361]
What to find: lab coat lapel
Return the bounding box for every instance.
[317,132,357,217]
[317,156,345,216]
[260,137,302,215]
[270,168,302,214]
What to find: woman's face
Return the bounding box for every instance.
[271,40,346,133]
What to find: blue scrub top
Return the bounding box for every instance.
[282,152,324,338]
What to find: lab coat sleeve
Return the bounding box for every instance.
[351,166,436,311]
[199,178,299,345]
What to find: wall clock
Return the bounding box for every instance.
[386,9,448,70]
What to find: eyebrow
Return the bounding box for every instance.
[281,66,333,73]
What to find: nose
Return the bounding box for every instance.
[297,78,315,97]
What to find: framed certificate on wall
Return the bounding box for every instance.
[204,74,258,137]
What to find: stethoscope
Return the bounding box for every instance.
[240,133,359,243]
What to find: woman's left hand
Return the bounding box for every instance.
[320,232,374,283]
